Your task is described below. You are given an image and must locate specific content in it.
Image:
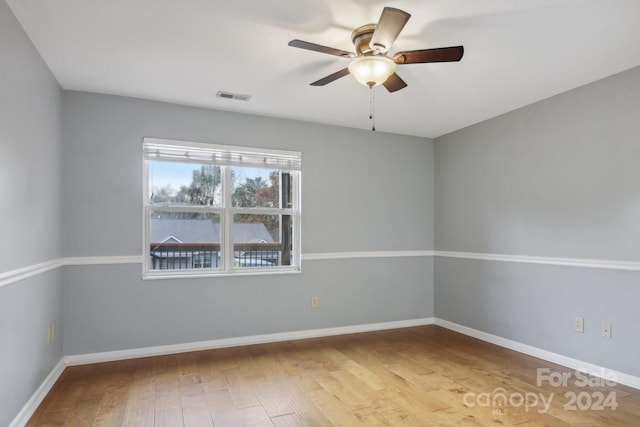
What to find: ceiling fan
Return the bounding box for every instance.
[288,7,464,93]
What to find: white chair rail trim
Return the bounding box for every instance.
[2,250,639,288]
[434,250,640,271]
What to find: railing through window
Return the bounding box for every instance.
[149,242,287,269]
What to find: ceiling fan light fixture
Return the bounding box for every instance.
[348,55,396,88]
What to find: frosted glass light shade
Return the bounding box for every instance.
[348,55,396,88]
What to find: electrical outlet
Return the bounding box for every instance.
[47,321,56,344]
[602,323,612,339]
[311,296,319,309]
[574,317,584,333]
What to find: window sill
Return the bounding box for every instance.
[142,267,302,280]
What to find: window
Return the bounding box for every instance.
[143,138,301,278]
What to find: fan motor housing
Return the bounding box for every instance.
[351,24,377,55]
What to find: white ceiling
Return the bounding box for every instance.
[7,0,640,138]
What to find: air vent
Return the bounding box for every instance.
[216,91,252,102]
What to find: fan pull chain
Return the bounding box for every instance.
[369,86,376,131]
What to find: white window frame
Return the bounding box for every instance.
[142,137,301,279]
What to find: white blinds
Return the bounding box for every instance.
[143,137,302,171]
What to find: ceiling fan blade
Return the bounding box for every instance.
[383,73,407,93]
[288,39,355,58]
[310,68,350,86]
[394,46,464,64]
[369,7,411,53]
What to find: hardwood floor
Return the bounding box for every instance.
[27,326,640,426]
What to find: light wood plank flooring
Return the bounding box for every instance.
[27,326,640,426]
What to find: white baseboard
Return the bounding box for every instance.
[434,318,640,390]
[61,317,640,390]
[9,358,65,427]
[65,317,436,366]
[13,316,640,427]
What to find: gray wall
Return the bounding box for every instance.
[6,1,639,422]
[434,66,640,376]
[0,1,63,426]
[61,92,435,355]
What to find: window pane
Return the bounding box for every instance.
[148,211,221,270]
[232,214,293,268]
[149,161,222,206]
[232,167,290,208]
[144,140,301,277]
